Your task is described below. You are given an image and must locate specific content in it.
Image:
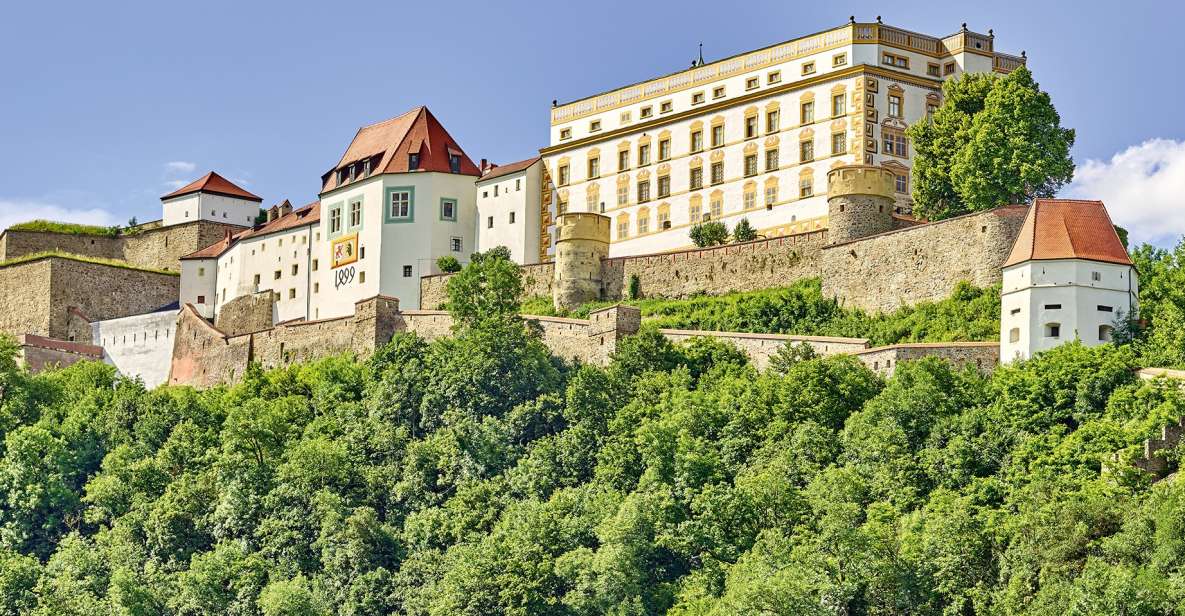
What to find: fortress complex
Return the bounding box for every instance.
[0,18,1137,388]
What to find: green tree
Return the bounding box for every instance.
[689,221,728,247]
[732,217,758,243]
[909,67,1074,219]
[435,255,462,273]
[445,247,523,329]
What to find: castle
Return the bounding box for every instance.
[0,19,1138,387]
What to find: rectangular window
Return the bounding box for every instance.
[832,132,846,155]
[801,62,815,75]
[768,70,782,84]
[516,178,521,191]
[451,237,462,252]
[711,161,724,185]
[617,183,628,205]
[745,116,758,139]
[589,120,601,132]
[944,62,956,75]
[638,216,649,234]
[588,156,600,179]
[198,267,205,276]
[765,185,778,206]
[799,177,813,198]
[660,100,673,113]
[389,190,412,218]
[640,106,653,118]
[691,130,704,152]
[766,110,779,133]
[658,209,670,229]
[330,206,342,233]
[253,273,261,285]
[882,52,909,69]
[888,94,902,118]
[713,86,726,99]
[895,174,908,194]
[274,270,281,280]
[657,175,670,197]
[440,198,457,221]
[408,153,420,170]
[745,76,759,90]
[637,180,651,203]
[883,130,908,157]
[1044,304,1063,310]
[558,164,570,185]
[744,154,758,177]
[692,91,705,105]
[690,167,703,190]
[801,101,814,124]
[559,128,572,140]
[620,111,631,124]
[658,139,671,161]
[710,197,722,219]
[832,94,846,117]
[196,295,205,304]
[509,211,516,223]
[617,220,628,239]
[800,140,814,162]
[291,264,298,275]
[618,150,629,170]
[1098,305,1114,312]
[638,144,651,166]
[765,148,779,171]
[744,191,756,210]
[449,154,461,173]
[927,63,940,77]
[487,216,494,229]
[711,125,724,147]
[495,185,499,197]
[289,288,296,299]
[403,265,413,277]
[1092,271,1102,281]
[833,52,847,67]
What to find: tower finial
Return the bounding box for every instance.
[876,15,882,24]
[697,42,704,67]
[849,15,855,24]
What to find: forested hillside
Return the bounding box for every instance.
[0,243,1183,615]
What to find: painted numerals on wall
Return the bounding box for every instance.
[334,266,355,289]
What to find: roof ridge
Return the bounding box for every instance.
[359,106,424,130]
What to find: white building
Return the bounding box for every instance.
[161,171,263,227]
[1000,199,1138,363]
[475,157,543,264]
[540,20,1025,258]
[179,106,481,322]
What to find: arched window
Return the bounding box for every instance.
[1009,328,1020,343]
[1044,323,1061,338]
[1099,324,1114,342]
[616,213,630,240]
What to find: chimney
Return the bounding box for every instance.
[267,206,279,222]
[279,199,293,217]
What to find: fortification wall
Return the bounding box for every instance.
[659,329,869,370]
[0,221,244,272]
[852,342,999,377]
[602,231,828,300]
[46,258,179,339]
[170,307,253,387]
[216,291,276,336]
[92,309,179,388]
[0,260,54,339]
[16,334,103,373]
[821,206,1027,313]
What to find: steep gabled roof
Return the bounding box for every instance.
[321,106,481,194]
[182,201,320,260]
[162,171,262,202]
[1003,199,1132,267]
[478,156,541,183]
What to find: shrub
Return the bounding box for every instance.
[732,217,758,243]
[436,256,462,273]
[689,221,729,247]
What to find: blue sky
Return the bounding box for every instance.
[1,0,1183,245]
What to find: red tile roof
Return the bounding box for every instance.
[478,156,541,183]
[321,106,481,193]
[161,171,263,202]
[1003,199,1132,267]
[182,202,320,260]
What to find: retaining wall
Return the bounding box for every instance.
[0,220,244,272]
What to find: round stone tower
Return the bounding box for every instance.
[826,165,896,244]
[552,212,611,312]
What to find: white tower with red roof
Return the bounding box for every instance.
[1000,199,1138,363]
[161,171,263,227]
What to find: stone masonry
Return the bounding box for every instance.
[0,220,244,272]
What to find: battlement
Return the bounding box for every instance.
[827,165,896,200]
[555,212,611,244]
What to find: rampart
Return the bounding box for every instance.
[90,309,180,389]
[820,206,1028,313]
[0,220,244,272]
[420,262,555,310]
[16,334,103,373]
[0,256,179,339]
[851,342,1000,377]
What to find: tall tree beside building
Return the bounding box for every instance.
[908,67,1075,220]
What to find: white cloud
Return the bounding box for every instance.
[164,179,188,190]
[165,161,196,174]
[0,200,120,232]
[1064,138,1185,247]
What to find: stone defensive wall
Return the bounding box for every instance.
[15,334,103,373]
[0,255,179,340]
[820,206,1028,313]
[168,293,997,388]
[0,220,244,272]
[420,262,555,310]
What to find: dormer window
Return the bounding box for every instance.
[409,153,420,170]
[363,158,371,176]
[348,164,356,181]
[449,154,461,173]
[338,169,349,185]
